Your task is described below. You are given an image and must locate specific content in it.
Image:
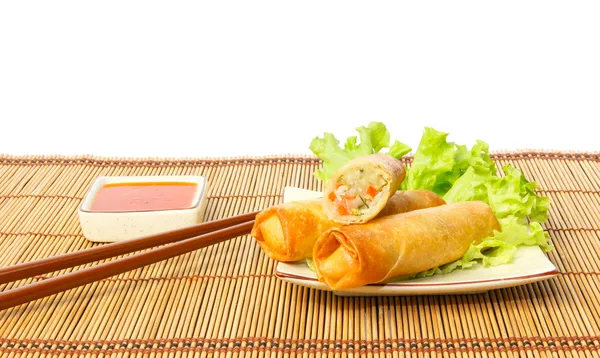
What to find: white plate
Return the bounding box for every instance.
[275,187,559,296]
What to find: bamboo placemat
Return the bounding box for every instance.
[1,152,599,358]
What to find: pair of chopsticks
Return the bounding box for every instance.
[0,211,258,311]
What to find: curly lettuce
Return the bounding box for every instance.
[403,129,552,279]
[402,127,496,195]
[309,123,552,278]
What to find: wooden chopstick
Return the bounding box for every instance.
[0,219,255,311]
[0,210,258,285]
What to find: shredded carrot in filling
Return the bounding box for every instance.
[366,186,378,198]
[337,205,350,216]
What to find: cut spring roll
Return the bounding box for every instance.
[251,190,445,262]
[322,154,406,224]
[313,201,501,290]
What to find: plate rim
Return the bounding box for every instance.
[275,264,560,287]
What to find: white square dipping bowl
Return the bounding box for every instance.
[78,175,208,243]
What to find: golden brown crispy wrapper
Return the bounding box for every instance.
[322,154,406,225]
[251,190,445,262]
[313,201,501,290]
[378,190,446,217]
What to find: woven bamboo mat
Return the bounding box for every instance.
[1,152,600,358]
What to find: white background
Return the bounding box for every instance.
[1,1,599,159]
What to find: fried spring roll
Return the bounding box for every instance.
[313,201,501,290]
[322,154,406,224]
[251,190,445,262]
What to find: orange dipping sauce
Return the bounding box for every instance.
[89,182,198,212]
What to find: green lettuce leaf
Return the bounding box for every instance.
[412,160,552,278]
[309,122,411,183]
[402,126,551,277]
[388,140,412,159]
[402,128,496,196]
[487,166,550,223]
[402,127,458,195]
[454,140,496,177]
[442,166,491,204]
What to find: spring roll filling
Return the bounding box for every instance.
[328,167,389,216]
